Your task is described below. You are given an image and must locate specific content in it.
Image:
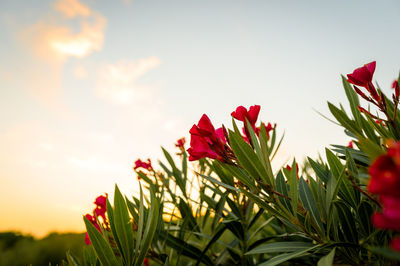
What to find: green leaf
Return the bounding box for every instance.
[82,245,97,266]
[66,250,81,266]
[199,173,239,192]
[161,148,187,197]
[334,201,358,243]
[275,171,291,212]
[357,200,374,237]
[228,130,270,186]
[368,246,400,261]
[258,245,319,266]
[134,185,145,262]
[358,138,385,161]
[299,177,324,235]
[246,241,315,255]
[220,163,256,190]
[159,231,213,266]
[328,102,362,138]
[308,158,329,184]
[84,217,119,266]
[106,199,123,257]
[114,185,134,265]
[317,247,336,266]
[342,76,361,127]
[195,224,227,266]
[135,186,160,266]
[288,160,299,216]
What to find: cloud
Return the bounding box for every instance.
[17,0,106,116]
[21,12,106,61]
[53,0,91,18]
[95,57,161,104]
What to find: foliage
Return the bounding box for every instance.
[0,232,84,265]
[69,62,400,265]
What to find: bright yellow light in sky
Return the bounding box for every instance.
[50,40,92,57]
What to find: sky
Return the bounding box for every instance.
[1,0,400,237]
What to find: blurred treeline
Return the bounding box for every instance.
[0,231,85,265]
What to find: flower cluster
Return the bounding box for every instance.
[347,62,400,126]
[368,141,400,251]
[187,105,276,163]
[134,159,153,171]
[84,194,108,245]
[187,114,229,162]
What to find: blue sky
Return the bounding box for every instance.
[1,0,400,235]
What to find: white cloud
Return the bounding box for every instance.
[95,57,161,104]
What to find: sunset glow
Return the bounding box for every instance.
[1,0,400,237]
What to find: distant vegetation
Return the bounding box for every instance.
[0,231,85,265]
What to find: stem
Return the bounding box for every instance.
[350,179,381,208]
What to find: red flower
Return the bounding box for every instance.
[144,258,150,266]
[188,135,220,161]
[84,213,101,245]
[175,137,186,149]
[94,194,108,222]
[94,194,107,210]
[231,105,261,129]
[263,122,276,139]
[368,141,400,251]
[347,141,354,148]
[372,212,400,231]
[392,80,399,99]
[368,145,400,197]
[85,214,101,231]
[347,61,376,87]
[391,236,400,251]
[187,114,227,162]
[347,61,380,102]
[231,105,261,142]
[134,159,153,171]
[84,232,91,245]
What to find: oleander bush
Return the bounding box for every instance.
[66,62,400,265]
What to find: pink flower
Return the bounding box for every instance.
[187,114,227,162]
[134,159,153,171]
[347,61,380,102]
